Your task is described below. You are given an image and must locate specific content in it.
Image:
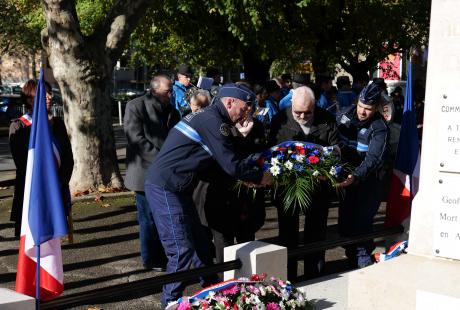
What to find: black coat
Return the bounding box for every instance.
[124,92,180,192]
[192,120,267,235]
[9,116,74,236]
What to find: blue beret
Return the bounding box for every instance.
[359,82,382,105]
[218,83,256,103]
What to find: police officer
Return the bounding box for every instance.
[144,83,272,307]
[336,82,389,268]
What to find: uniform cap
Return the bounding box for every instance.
[218,83,256,104]
[178,64,193,77]
[359,82,382,105]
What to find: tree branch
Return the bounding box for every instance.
[93,0,155,63]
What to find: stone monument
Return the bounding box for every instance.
[347,1,460,308]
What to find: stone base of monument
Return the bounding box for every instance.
[347,254,460,309]
[223,241,287,281]
[0,288,34,309]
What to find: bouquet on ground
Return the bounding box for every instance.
[169,273,312,309]
[246,141,346,212]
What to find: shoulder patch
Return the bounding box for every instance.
[339,114,351,125]
[220,123,231,137]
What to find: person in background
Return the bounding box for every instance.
[189,89,211,113]
[336,76,357,113]
[390,86,404,125]
[171,64,194,117]
[316,75,335,113]
[379,92,401,199]
[9,80,74,238]
[206,67,222,98]
[254,80,280,125]
[124,74,180,271]
[278,73,310,111]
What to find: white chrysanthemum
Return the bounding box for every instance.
[271,157,279,165]
[259,286,267,296]
[270,164,281,176]
[329,166,337,177]
[323,146,332,155]
[284,161,293,170]
[312,170,320,177]
[296,155,305,162]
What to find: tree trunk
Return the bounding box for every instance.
[46,49,123,193]
[41,0,153,194]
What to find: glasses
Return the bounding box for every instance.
[158,88,172,94]
[292,110,312,117]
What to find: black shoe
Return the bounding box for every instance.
[143,263,166,272]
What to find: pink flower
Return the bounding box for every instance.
[221,284,239,295]
[267,302,281,310]
[177,300,191,310]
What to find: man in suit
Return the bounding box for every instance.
[269,86,339,280]
[124,74,180,271]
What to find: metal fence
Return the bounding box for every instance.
[8,104,64,119]
[40,225,403,309]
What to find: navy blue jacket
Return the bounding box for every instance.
[337,106,389,181]
[145,101,264,192]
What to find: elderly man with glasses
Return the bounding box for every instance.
[269,86,340,280]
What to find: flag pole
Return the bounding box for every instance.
[36,244,40,310]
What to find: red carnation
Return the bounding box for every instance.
[308,156,320,164]
[256,157,265,166]
[250,274,260,281]
[295,146,306,155]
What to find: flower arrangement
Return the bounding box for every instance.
[170,274,312,310]
[246,141,345,212]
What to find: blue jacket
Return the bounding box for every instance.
[336,90,357,112]
[278,90,293,110]
[255,96,278,124]
[171,80,191,117]
[145,101,264,193]
[337,106,389,181]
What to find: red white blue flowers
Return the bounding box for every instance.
[249,141,344,212]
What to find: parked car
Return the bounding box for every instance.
[111,88,145,118]
[0,94,23,121]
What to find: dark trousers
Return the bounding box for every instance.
[338,177,384,268]
[276,195,329,280]
[135,192,167,267]
[211,229,255,264]
[145,183,218,307]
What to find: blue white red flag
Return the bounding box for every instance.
[15,71,68,300]
[385,61,421,227]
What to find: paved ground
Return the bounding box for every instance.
[0,189,387,309]
[0,123,388,309]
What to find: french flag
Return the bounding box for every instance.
[385,61,421,227]
[15,71,68,301]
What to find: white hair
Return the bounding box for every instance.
[292,86,315,106]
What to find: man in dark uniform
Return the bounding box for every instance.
[337,82,389,268]
[144,83,272,307]
[269,86,339,280]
